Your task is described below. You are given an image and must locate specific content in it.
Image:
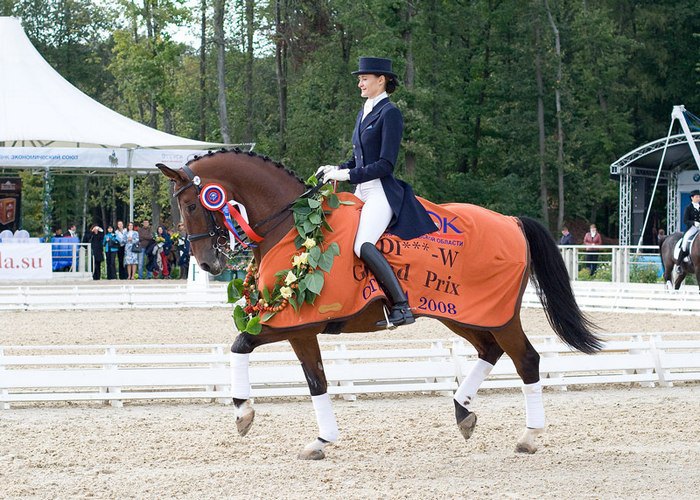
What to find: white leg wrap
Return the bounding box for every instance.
[522,381,545,429]
[454,358,494,409]
[230,353,251,400]
[311,393,339,443]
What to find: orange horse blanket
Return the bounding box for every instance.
[257,192,528,330]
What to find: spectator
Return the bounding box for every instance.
[115,220,128,279]
[153,225,172,279]
[137,219,155,279]
[559,226,574,245]
[64,224,78,239]
[53,227,63,239]
[583,224,603,275]
[103,225,120,280]
[176,222,190,280]
[87,224,105,280]
[124,222,139,280]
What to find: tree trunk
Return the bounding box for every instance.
[402,1,416,177]
[214,0,231,143]
[544,0,565,231]
[244,0,254,141]
[199,0,207,141]
[534,22,550,229]
[275,0,288,154]
[471,19,491,173]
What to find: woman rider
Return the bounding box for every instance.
[318,57,436,328]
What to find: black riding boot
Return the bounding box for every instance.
[359,242,415,328]
[676,248,688,272]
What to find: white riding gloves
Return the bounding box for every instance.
[315,165,337,177]
[695,221,700,227]
[324,169,350,182]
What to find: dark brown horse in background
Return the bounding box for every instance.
[659,231,700,291]
[157,149,601,460]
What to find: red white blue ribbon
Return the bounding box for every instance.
[198,184,263,247]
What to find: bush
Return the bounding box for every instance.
[577,267,593,281]
[630,264,661,283]
[592,263,612,282]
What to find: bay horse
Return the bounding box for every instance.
[659,231,700,291]
[157,149,601,460]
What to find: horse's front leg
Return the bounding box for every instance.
[230,332,285,437]
[288,333,338,460]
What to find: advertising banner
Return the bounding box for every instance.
[0,243,53,279]
[0,147,128,169]
[0,177,22,233]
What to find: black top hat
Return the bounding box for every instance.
[690,189,700,197]
[352,57,397,79]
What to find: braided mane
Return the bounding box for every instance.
[185,148,305,185]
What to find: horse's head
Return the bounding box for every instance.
[157,161,228,275]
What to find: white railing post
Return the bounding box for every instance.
[335,344,356,401]
[649,335,672,388]
[213,346,232,405]
[542,336,566,391]
[0,347,9,410]
[627,335,654,388]
[103,347,123,407]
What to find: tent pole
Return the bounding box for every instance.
[42,167,52,238]
[128,149,134,223]
[635,118,676,252]
[129,175,134,223]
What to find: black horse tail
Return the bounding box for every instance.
[519,217,603,354]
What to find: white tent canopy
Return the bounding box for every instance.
[0,16,239,173]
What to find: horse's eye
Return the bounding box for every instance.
[187,203,197,213]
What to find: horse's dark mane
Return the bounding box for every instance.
[186,148,305,185]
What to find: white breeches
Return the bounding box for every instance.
[681,225,699,251]
[354,179,393,257]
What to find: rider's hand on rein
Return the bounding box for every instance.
[323,169,350,182]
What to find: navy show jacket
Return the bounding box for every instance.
[339,97,436,240]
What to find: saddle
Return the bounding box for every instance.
[256,193,528,330]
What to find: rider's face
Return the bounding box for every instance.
[357,74,386,99]
[692,195,700,203]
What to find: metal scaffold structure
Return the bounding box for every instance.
[611,105,700,246]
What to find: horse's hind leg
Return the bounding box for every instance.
[288,333,338,460]
[490,317,544,454]
[446,324,504,441]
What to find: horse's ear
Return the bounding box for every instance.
[156,163,186,182]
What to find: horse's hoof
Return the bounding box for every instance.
[298,448,326,460]
[515,427,543,454]
[235,406,255,437]
[298,438,329,460]
[457,412,477,441]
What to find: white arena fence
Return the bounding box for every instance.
[2,281,699,314]
[0,242,673,282]
[1,333,699,409]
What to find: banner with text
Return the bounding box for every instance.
[0,243,52,279]
[0,177,22,233]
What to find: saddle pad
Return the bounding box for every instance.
[674,232,698,260]
[256,192,528,330]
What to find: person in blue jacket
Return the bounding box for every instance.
[318,56,436,328]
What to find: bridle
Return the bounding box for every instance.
[172,164,324,258]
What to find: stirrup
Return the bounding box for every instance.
[376,303,415,329]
